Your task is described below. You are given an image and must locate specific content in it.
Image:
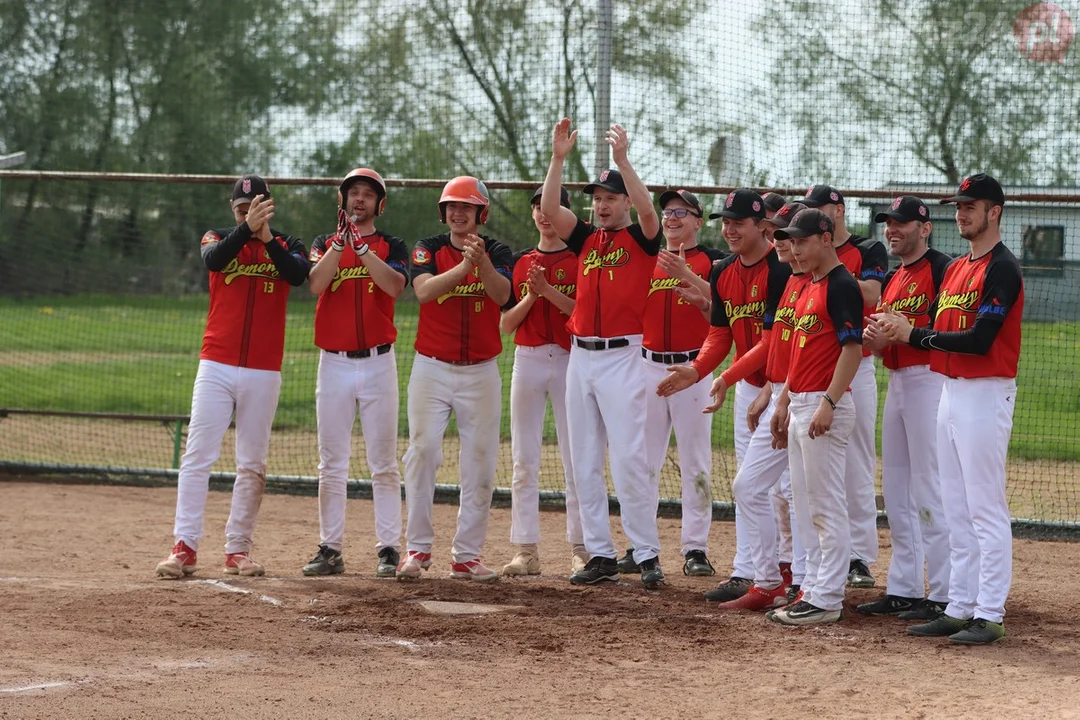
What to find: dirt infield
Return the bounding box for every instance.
[2,481,1080,719]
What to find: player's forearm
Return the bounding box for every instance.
[202,222,252,271]
[691,326,733,378]
[540,155,565,221]
[362,252,407,298]
[681,271,711,297]
[266,237,310,286]
[478,265,511,306]
[825,344,862,402]
[413,265,469,304]
[720,331,769,386]
[499,295,536,334]
[308,250,342,295]
[909,320,1002,356]
[542,288,575,316]
[857,279,882,309]
[616,159,659,238]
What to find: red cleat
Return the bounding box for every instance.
[156,541,197,578]
[717,583,789,611]
[779,562,793,588]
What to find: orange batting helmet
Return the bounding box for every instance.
[438,176,490,224]
[339,168,387,216]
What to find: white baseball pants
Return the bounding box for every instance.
[787,391,856,612]
[402,354,501,563]
[938,376,1016,625]
[773,466,806,585]
[315,349,402,554]
[642,356,713,555]
[730,380,758,579]
[173,359,281,554]
[846,355,879,565]
[508,344,582,546]
[567,337,661,564]
[881,365,949,602]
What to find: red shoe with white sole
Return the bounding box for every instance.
[717,583,789,611]
[450,559,498,583]
[156,541,197,578]
[396,551,433,581]
[224,552,265,577]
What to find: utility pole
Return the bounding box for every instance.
[594,0,613,179]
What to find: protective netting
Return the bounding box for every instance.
[1,0,1079,527]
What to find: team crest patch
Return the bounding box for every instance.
[919,206,928,217]
[960,177,972,192]
[968,277,976,288]
[908,281,918,293]
[779,205,791,217]
[413,247,431,264]
[200,231,218,246]
[242,178,251,194]
[807,298,814,309]
[555,268,566,280]
[804,186,815,197]
[752,201,761,212]
[726,192,735,208]
[262,249,270,261]
[599,170,610,182]
[819,220,829,231]
[751,284,758,298]
[892,198,902,210]
[830,191,839,202]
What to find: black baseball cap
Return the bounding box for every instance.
[941,173,1005,206]
[875,196,931,223]
[762,192,787,214]
[531,185,571,208]
[659,188,704,217]
[763,201,808,229]
[232,174,270,208]
[709,188,766,220]
[801,184,844,208]
[583,168,628,195]
[773,208,835,240]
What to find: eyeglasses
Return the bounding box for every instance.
[662,208,701,219]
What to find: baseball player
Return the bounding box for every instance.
[156,174,309,578]
[856,196,952,620]
[873,174,1023,645]
[767,208,863,626]
[762,192,787,220]
[302,169,409,578]
[396,176,513,583]
[539,118,665,589]
[499,185,585,577]
[802,184,887,588]
[625,189,725,577]
[656,188,791,603]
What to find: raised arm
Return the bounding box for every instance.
[542,118,583,240]
[607,124,659,239]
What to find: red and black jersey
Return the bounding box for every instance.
[309,231,410,352]
[199,224,309,372]
[564,219,662,338]
[766,272,810,384]
[788,264,863,393]
[837,236,888,358]
[642,245,726,353]
[702,248,791,386]
[928,243,1024,379]
[880,248,952,370]
[410,233,514,363]
[507,247,577,350]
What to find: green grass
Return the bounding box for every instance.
[1,295,1078,461]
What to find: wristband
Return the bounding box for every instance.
[354,242,370,257]
[331,239,345,252]
[821,393,837,409]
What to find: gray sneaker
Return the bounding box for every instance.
[949,618,1005,645]
[907,614,969,637]
[302,545,344,576]
[376,547,400,578]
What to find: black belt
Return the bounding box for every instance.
[642,348,700,364]
[329,344,392,359]
[574,337,630,351]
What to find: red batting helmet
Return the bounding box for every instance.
[438,176,490,224]
[339,168,387,216]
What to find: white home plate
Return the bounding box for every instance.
[411,600,522,616]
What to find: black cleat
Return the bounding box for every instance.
[949,618,1005,645]
[786,584,801,605]
[907,614,969,637]
[640,557,665,589]
[302,545,344,576]
[376,547,400,578]
[704,576,753,603]
[682,549,716,577]
[898,599,948,621]
[570,556,619,585]
[616,547,640,574]
[847,559,875,588]
[855,594,922,616]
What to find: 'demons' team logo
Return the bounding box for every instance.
[724,299,767,323]
[222,258,280,285]
[936,289,979,316]
[581,246,629,276]
[438,281,487,305]
[330,264,371,292]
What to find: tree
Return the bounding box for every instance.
[760,0,1080,185]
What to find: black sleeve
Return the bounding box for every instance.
[201,223,252,271]
[410,236,440,280]
[909,321,1002,355]
[266,233,310,286]
[762,253,792,330]
[627,223,662,257]
[384,235,411,286]
[565,218,595,254]
[857,239,888,286]
[928,251,952,294]
[702,246,727,263]
[484,238,516,310]
[826,271,864,346]
[708,259,730,327]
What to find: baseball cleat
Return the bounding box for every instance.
[766,589,804,621]
[639,557,665,589]
[570,544,589,575]
[717,583,789,611]
[616,547,640,574]
[703,576,753,603]
[682,550,716,577]
[395,551,432,581]
[570,556,619,585]
[855,594,922,616]
[786,584,801,605]
[898,599,948,622]
[376,547,399,578]
[450,559,498,583]
[501,546,541,577]
[302,545,344,576]
[156,541,197,578]
[847,559,876,588]
[779,562,793,588]
[949,618,1005,645]
[906,614,969,637]
[224,552,265,577]
[768,600,842,626]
